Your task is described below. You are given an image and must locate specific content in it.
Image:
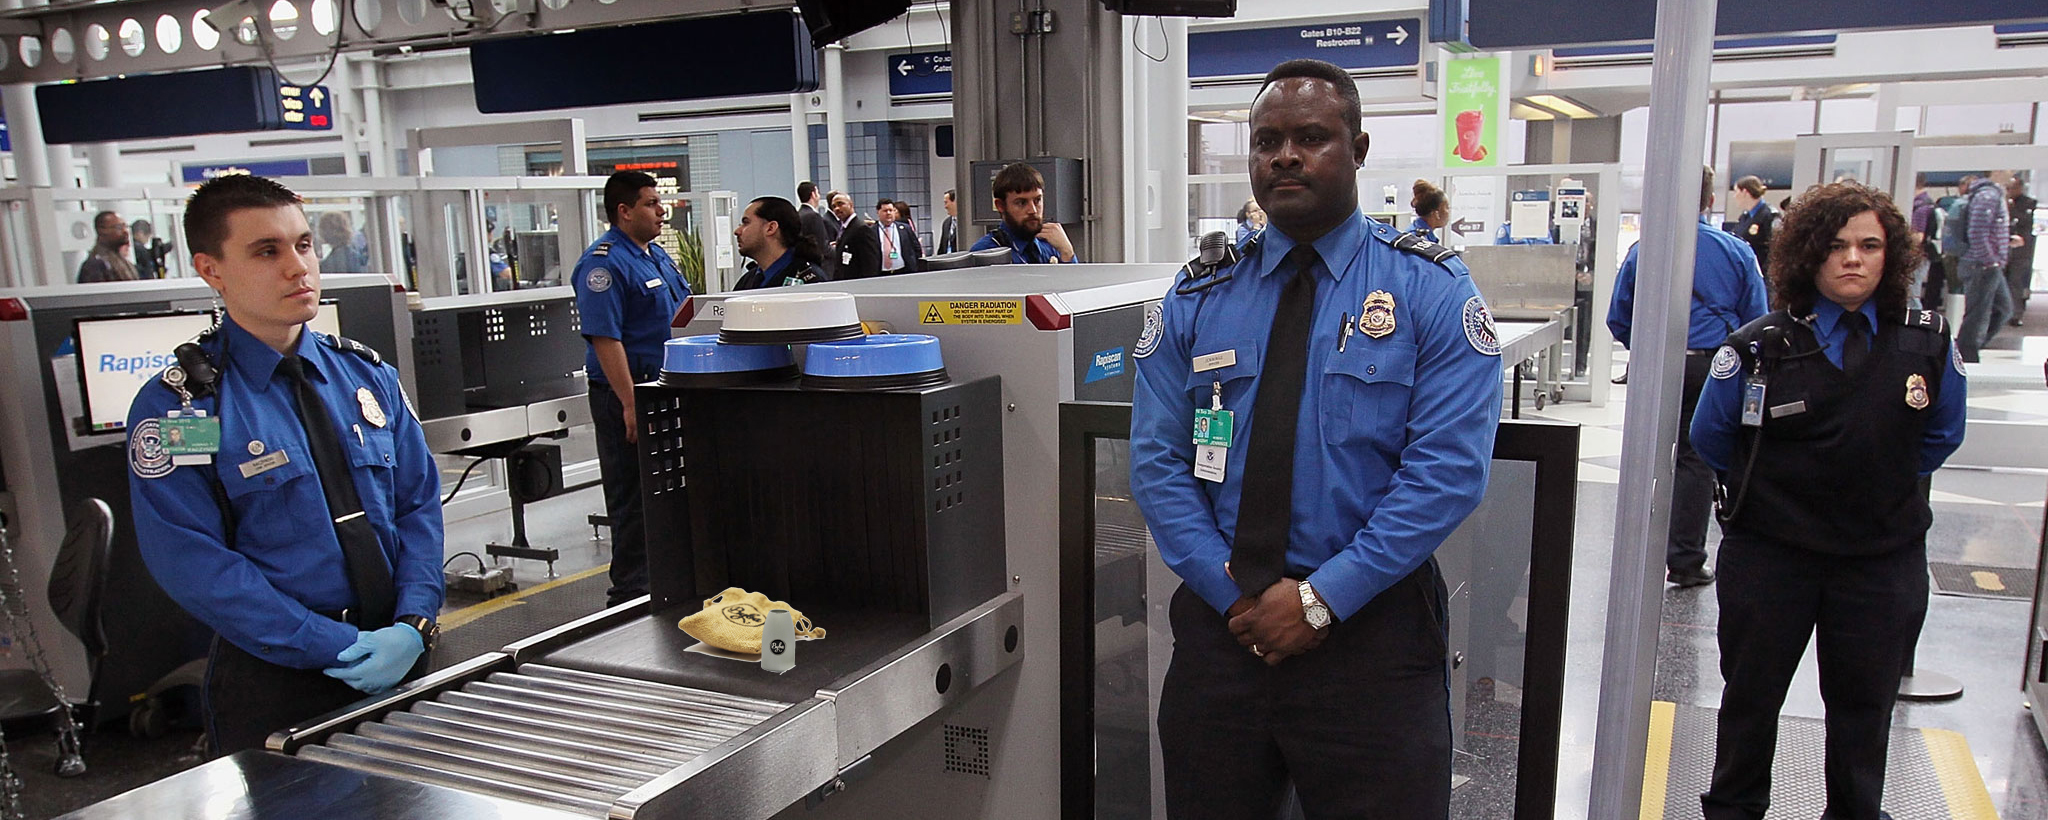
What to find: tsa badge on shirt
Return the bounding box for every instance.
[129,419,174,479]
[1905,373,1930,410]
[1134,303,1164,359]
[1360,290,1397,338]
[586,267,612,293]
[1462,296,1501,356]
[1710,345,1740,380]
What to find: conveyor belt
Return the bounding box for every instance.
[304,664,791,817]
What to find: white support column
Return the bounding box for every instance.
[789,93,811,190]
[4,84,50,187]
[86,142,122,208]
[358,56,390,175]
[823,43,848,196]
[1588,0,1717,816]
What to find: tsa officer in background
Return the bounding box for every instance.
[1691,182,1965,820]
[1130,58,1503,819]
[1729,175,1777,272]
[970,162,1078,264]
[1410,178,1450,242]
[733,196,827,290]
[126,174,444,756]
[575,170,691,606]
[1607,166,1769,587]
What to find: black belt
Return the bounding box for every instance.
[317,608,364,627]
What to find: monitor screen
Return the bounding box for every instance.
[75,305,342,433]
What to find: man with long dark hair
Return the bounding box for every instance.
[1691,182,1966,820]
[733,196,827,289]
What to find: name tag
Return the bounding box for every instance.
[842,251,854,265]
[1192,350,1237,373]
[644,277,665,289]
[239,450,291,479]
[1768,400,1807,418]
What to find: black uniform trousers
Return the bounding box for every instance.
[203,634,428,757]
[1702,533,1928,820]
[1158,561,1451,820]
[1669,350,1717,574]
[590,384,649,606]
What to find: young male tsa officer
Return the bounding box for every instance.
[126,174,443,756]
[1130,59,1502,819]
[574,171,691,606]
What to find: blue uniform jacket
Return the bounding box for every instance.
[1691,299,1967,476]
[1130,212,1504,620]
[969,223,1075,265]
[1408,217,1440,243]
[573,226,691,384]
[1607,218,1768,350]
[126,316,444,670]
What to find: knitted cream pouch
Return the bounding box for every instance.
[678,587,827,654]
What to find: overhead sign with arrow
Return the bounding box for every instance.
[887,51,952,98]
[1189,18,1423,79]
[279,83,333,131]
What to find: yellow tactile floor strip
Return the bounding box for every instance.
[1639,700,1677,819]
[1921,726,2000,820]
[439,563,610,631]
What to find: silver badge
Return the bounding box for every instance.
[1711,345,1740,380]
[247,440,265,456]
[357,387,387,428]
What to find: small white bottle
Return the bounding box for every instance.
[761,609,796,674]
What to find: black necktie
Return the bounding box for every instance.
[278,355,396,628]
[1231,245,1320,598]
[1841,311,1870,375]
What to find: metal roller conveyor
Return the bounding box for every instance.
[305,667,792,811]
[409,700,722,757]
[353,723,670,783]
[378,711,691,771]
[513,663,790,714]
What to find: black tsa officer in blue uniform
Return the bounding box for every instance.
[1131,59,1503,819]
[1692,183,1966,820]
[574,171,691,606]
[127,175,443,756]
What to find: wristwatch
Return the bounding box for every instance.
[397,614,440,651]
[1298,581,1331,630]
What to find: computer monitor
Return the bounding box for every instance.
[74,304,342,433]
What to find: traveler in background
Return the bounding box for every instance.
[937,190,960,254]
[829,191,881,279]
[970,162,1077,264]
[78,211,138,283]
[2008,176,2035,325]
[795,181,839,279]
[1956,171,2015,362]
[875,199,923,275]
[318,212,368,275]
[1235,198,1267,245]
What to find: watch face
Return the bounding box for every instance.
[1305,606,1331,629]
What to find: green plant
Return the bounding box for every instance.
[674,229,706,294]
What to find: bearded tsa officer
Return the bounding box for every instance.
[1130,58,1503,819]
[126,175,443,756]
[575,171,691,606]
[1692,183,1965,820]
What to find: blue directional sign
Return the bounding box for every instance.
[1190,18,1421,79]
[181,159,314,184]
[887,51,952,97]
[279,84,333,131]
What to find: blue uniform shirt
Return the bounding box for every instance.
[1690,298,1968,476]
[1408,217,1440,243]
[126,316,444,670]
[1130,212,1504,620]
[969,223,1075,265]
[1607,218,1768,350]
[573,226,691,384]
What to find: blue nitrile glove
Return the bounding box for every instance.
[323,625,424,694]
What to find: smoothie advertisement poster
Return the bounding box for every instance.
[1442,56,1503,168]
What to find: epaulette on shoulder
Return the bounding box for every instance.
[323,333,384,366]
[592,241,612,257]
[1378,226,1460,266]
[1902,308,1946,335]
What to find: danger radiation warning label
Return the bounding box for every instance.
[918,300,1024,325]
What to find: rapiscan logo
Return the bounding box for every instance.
[99,351,178,374]
[1084,346,1126,384]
